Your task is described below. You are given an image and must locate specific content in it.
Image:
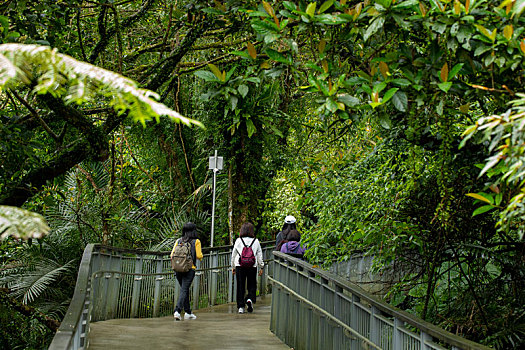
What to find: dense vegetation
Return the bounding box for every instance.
[1,0,524,348]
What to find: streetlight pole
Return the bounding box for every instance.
[208,150,223,247]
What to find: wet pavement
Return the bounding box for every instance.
[88,295,290,349]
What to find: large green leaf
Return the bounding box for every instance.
[392,91,408,112]
[472,205,495,216]
[319,0,335,13]
[265,48,292,64]
[382,88,399,103]
[364,17,385,42]
[251,19,280,35]
[246,118,256,137]
[194,70,221,82]
[238,84,249,98]
[338,94,360,107]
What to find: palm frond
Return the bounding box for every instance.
[7,258,75,304]
[0,44,203,127]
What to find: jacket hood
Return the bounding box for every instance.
[287,241,301,250]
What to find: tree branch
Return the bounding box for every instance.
[145,18,212,91]
[10,90,60,141]
[89,0,157,64]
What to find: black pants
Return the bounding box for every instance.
[235,266,257,309]
[175,269,195,314]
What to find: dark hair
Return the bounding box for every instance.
[240,222,255,238]
[281,222,296,232]
[286,230,300,242]
[281,223,298,241]
[181,222,198,242]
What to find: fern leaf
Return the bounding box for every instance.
[0,44,203,128]
[0,206,51,240]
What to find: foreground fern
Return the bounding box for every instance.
[0,206,50,240]
[0,44,202,127]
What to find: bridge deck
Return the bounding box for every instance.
[88,295,289,350]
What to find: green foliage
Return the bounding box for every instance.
[0,206,50,240]
[261,171,303,235]
[0,44,201,127]
[463,93,525,239]
[1,0,525,347]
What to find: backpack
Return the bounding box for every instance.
[171,239,193,273]
[238,238,256,268]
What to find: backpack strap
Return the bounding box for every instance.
[236,238,244,256]
[248,238,255,248]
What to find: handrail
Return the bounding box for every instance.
[270,251,491,350]
[49,244,95,349]
[49,241,275,350]
[269,276,381,349]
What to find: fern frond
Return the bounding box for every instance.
[0,44,203,128]
[0,205,51,240]
[0,53,17,86]
[7,258,75,304]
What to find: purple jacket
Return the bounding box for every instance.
[280,241,306,256]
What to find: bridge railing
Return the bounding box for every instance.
[49,242,275,350]
[270,252,491,350]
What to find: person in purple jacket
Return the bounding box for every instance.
[279,229,306,259]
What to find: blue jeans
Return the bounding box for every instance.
[175,269,195,314]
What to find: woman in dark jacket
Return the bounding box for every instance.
[274,215,298,250]
[170,222,203,320]
[279,229,306,258]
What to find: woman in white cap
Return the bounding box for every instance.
[274,215,298,250]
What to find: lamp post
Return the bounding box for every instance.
[208,150,223,247]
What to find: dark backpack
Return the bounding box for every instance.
[171,239,193,273]
[238,238,256,268]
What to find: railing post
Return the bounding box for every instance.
[192,260,201,310]
[153,258,163,317]
[421,330,432,350]
[333,285,343,350]
[370,305,380,347]
[210,252,218,306]
[130,256,143,318]
[228,264,234,303]
[393,317,403,349]
[105,253,122,320]
[306,270,315,350]
[98,252,113,320]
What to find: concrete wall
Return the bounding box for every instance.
[329,253,409,295]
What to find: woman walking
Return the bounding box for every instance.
[274,215,298,250]
[171,222,203,320]
[279,229,306,259]
[231,222,264,314]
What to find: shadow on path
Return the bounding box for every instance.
[88,295,289,350]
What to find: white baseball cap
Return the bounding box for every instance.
[284,215,296,224]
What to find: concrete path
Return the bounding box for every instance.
[88,295,290,350]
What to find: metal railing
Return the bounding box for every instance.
[270,252,491,350]
[49,242,275,350]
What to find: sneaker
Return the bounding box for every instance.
[173,311,181,320]
[246,299,253,313]
[238,308,244,314]
[184,313,197,320]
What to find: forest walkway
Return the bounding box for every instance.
[88,296,288,350]
[50,244,490,350]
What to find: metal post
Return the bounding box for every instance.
[211,252,219,305]
[211,150,217,247]
[153,258,163,317]
[209,150,223,247]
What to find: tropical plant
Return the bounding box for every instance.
[0,206,50,240]
[462,93,525,239]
